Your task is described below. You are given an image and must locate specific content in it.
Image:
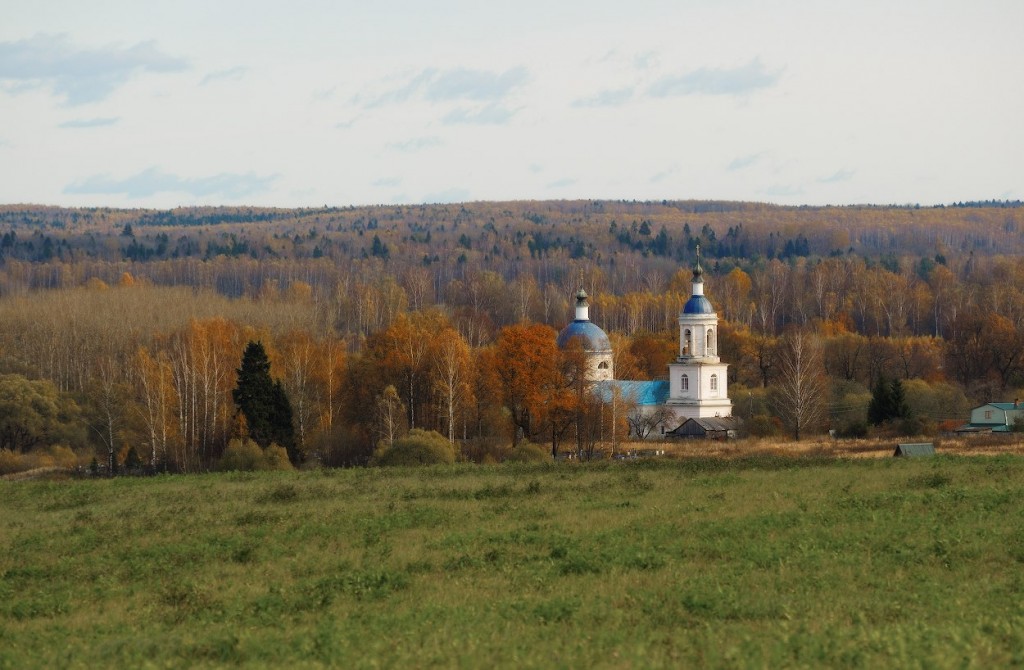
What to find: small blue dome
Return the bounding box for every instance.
[557,320,611,351]
[682,295,714,314]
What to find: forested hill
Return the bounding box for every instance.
[1,200,1021,273]
[1,200,1022,468]
[0,200,1022,334]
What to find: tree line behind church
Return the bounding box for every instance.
[0,200,1022,472]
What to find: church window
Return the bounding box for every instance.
[710,374,718,392]
[598,361,609,369]
[683,329,692,355]
[681,374,688,390]
[706,329,715,354]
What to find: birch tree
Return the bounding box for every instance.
[772,328,827,441]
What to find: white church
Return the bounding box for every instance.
[557,250,740,439]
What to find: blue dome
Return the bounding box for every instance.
[557,320,611,351]
[682,295,714,314]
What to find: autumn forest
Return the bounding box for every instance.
[1,199,1023,472]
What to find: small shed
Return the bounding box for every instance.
[668,416,741,440]
[894,442,935,457]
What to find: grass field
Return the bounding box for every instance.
[2,455,1024,668]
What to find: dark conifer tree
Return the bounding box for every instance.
[270,379,298,463]
[868,374,893,425]
[868,375,911,425]
[889,377,910,421]
[233,341,298,462]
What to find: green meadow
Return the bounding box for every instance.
[2,456,1024,669]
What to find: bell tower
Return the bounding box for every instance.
[666,246,732,419]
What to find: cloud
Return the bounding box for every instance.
[200,66,247,86]
[334,115,360,129]
[571,87,633,108]
[389,136,442,152]
[650,166,680,184]
[633,52,658,70]
[64,167,274,199]
[365,66,528,108]
[648,58,780,97]
[312,87,336,101]
[727,152,765,171]
[425,67,528,102]
[373,177,401,187]
[818,168,855,183]
[58,117,119,129]
[0,34,187,105]
[443,103,517,125]
[546,178,576,189]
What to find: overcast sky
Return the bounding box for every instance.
[1,1,1021,209]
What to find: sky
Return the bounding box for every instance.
[1,0,1021,209]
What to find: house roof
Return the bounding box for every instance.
[594,380,670,406]
[985,403,1023,411]
[671,416,741,433]
[957,423,1013,433]
[895,443,935,457]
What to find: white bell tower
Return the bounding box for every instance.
[666,246,732,419]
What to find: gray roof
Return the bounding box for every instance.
[670,416,741,433]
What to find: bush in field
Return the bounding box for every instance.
[219,438,295,471]
[505,443,551,463]
[837,420,869,439]
[263,444,293,470]
[48,445,81,469]
[121,446,144,470]
[461,438,509,464]
[372,429,455,466]
[899,415,937,438]
[0,449,23,475]
[745,414,782,437]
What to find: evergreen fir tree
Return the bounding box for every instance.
[867,374,893,425]
[270,379,298,463]
[890,377,910,420]
[233,341,297,462]
[868,375,911,425]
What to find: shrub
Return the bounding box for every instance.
[220,439,265,471]
[898,415,936,438]
[372,429,455,466]
[25,452,56,469]
[505,443,551,463]
[121,446,144,470]
[48,445,80,469]
[745,414,782,438]
[0,450,25,475]
[461,438,508,464]
[837,420,869,439]
[264,444,295,471]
